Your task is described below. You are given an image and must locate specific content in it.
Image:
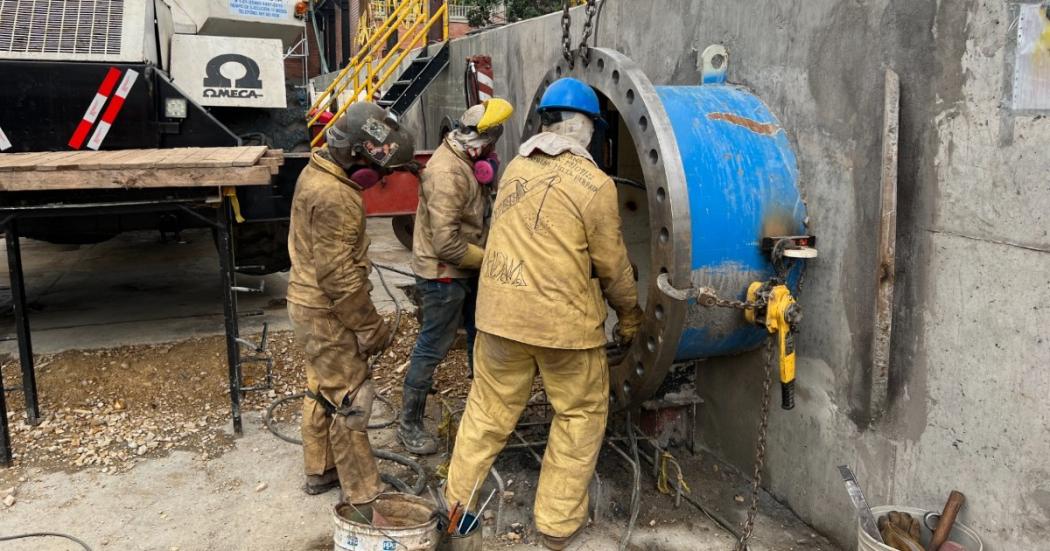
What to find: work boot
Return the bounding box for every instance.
[303,468,339,495]
[540,527,582,551]
[398,386,438,455]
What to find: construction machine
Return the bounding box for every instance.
[0,0,310,272]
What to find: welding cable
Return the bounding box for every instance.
[264,392,425,495]
[0,532,93,550]
[611,176,646,190]
[371,262,416,279]
[620,412,642,551]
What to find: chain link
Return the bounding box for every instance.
[736,336,775,551]
[561,0,599,67]
[561,1,573,66]
[696,288,766,312]
[578,0,598,63]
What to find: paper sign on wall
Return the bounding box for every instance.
[230,0,288,20]
[1013,4,1050,110]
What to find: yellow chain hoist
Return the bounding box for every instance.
[743,280,802,410]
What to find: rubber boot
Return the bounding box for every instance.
[398,386,438,455]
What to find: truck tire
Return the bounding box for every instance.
[392,215,414,250]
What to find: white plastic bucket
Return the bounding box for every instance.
[334,494,440,551]
[858,505,983,551]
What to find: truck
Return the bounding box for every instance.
[0,0,313,273]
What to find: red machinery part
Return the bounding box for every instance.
[362,151,431,217]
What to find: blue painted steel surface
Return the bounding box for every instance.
[655,84,807,360]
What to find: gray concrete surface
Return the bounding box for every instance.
[0,410,817,551]
[0,220,414,355]
[404,2,1050,548]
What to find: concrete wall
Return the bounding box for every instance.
[405,1,1050,548]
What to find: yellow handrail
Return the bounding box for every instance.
[307,2,413,127]
[306,0,415,121]
[310,3,447,147]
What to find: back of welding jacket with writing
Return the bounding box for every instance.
[475,149,637,350]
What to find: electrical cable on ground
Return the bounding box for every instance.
[0,532,93,550]
[371,262,416,279]
[263,264,426,495]
[620,412,642,551]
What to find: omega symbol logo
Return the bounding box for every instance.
[202,54,263,99]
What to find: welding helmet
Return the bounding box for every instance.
[326,102,415,169]
[537,78,601,119]
[452,98,513,151]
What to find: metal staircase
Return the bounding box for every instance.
[376,41,450,116]
[306,0,449,146]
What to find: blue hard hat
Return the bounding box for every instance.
[537,78,600,118]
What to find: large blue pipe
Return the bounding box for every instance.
[657,84,807,360]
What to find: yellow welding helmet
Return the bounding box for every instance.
[475,98,514,133]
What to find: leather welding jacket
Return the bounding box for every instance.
[475,133,638,350]
[287,150,380,405]
[411,140,490,279]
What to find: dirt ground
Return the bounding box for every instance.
[0,318,838,551]
[0,225,839,550]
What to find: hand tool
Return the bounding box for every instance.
[838,465,883,544]
[447,502,464,535]
[927,491,965,551]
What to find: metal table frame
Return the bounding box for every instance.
[0,194,267,466]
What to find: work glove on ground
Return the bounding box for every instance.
[878,511,923,551]
[331,286,392,358]
[614,304,645,347]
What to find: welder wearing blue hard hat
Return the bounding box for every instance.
[445,77,643,550]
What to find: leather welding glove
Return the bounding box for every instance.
[878,512,923,551]
[457,243,486,270]
[614,304,644,346]
[332,286,392,358]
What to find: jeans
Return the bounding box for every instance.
[405,276,477,393]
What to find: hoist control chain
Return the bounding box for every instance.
[562,0,599,67]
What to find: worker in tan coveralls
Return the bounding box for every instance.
[287,102,415,501]
[445,78,644,549]
[399,98,513,455]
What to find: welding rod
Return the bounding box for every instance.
[464,489,498,535]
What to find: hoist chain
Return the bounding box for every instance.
[561,0,599,68]
[561,1,573,65]
[698,288,775,551]
[695,289,767,312]
[736,336,775,551]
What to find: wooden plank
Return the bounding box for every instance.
[32,151,92,171]
[870,68,899,424]
[160,148,209,169]
[196,147,239,168]
[0,152,57,172]
[229,146,269,167]
[0,164,275,191]
[65,150,122,170]
[93,149,153,169]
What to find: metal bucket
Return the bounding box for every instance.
[859,505,983,551]
[333,494,440,551]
